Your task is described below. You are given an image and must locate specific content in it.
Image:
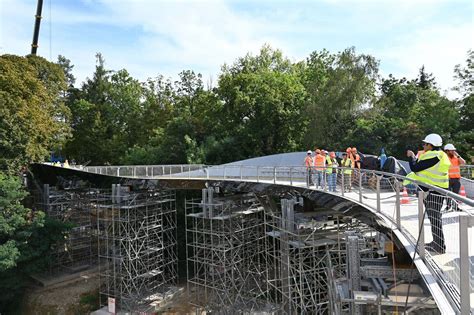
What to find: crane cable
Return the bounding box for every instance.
[49,0,52,60]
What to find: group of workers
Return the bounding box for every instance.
[304,133,466,254]
[304,147,361,192]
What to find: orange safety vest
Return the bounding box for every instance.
[448,156,461,179]
[314,154,326,171]
[305,156,313,168]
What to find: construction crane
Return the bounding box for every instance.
[31,0,44,55]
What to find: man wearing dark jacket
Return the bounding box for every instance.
[405,133,451,254]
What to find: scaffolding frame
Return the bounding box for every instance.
[97,186,177,313]
[38,184,97,274]
[186,189,274,314]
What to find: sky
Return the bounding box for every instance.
[1,0,472,97]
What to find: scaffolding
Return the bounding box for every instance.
[97,185,178,313]
[328,231,439,314]
[185,189,440,314]
[38,184,97,274]
[186,188,275,314]
[265,199,342,314]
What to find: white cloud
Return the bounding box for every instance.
[378,23,473,97]
[1,0,472,98]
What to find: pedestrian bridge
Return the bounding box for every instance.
[40,157,474,314]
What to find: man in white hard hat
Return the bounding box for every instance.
[405,133,450,254]
[444,143,466,198]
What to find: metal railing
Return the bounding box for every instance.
[72,163,474,313]
[461,165,474,180]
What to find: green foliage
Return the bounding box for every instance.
[303,47,379,149]
[216,45,308,160]
[348,71,460,157]
[0,172,41,311]
[452,50,474,158]
[44,47,474,165]
[0,172,73,312]
[0,55,71,173]
[0,172,44,271]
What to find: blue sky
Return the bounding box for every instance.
[1,0,472,97]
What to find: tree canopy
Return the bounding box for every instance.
[0,54,71,173]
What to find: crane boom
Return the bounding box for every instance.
[31,0,44,55]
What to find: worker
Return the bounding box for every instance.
[341,152,352,192]
[351,147,361,187]
[444,143,466,198]
[313,149,326,189]
[351,148,360,169]
[327,151,339,192]
[405,133,450,254]
[305,150,313,187]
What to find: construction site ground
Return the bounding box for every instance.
[21,271,100,315]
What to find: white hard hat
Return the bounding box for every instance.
[307,150,312,154]
[444,143,456,151]
[422,133,443,147]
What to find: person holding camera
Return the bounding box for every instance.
[405,133,450,254]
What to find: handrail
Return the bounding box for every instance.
[81,163,473,206]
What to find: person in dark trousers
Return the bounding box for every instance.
[304,150,313,187]
[444,143,466,194]
[405,133,451,254]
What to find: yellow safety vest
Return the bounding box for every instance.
[325,156,332,174]
[403,150,450,188]
[341,159,352,174]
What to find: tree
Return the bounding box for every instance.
[0,54,71,173]
[416,65,436,90]
[452,50,474,158]
[215,45,307,161]
[57,55,76,88]
[349,74,459,158]
[303,47,379,149]
[0,172,44,311]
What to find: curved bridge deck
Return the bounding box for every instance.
[44,163,474,313]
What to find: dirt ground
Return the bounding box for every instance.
[22,274,100,315]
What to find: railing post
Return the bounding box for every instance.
[151,167,154,178]
[207,166,210,180]
[459,213,471,314]
[223,166,226,179]
[418,191,425,259]
[323,170,327,191]
[358,170,362,203]
[341,169,345,197]
[240,166,243,180]
[376,176,381,212]
[273,167,276,184]
[289,167,293,186]
[146,166,149,177]
[257,166,260,183]
[181,165,183,175]
[117,167,119,177]
[395,180,401,228]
